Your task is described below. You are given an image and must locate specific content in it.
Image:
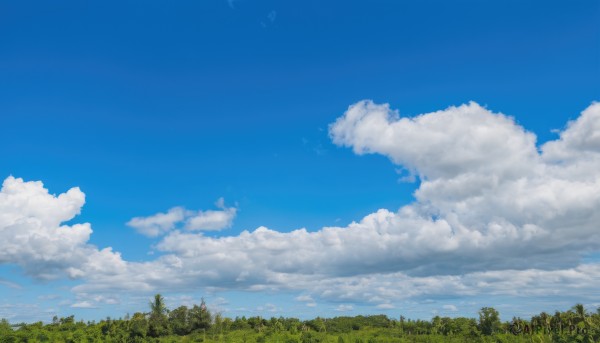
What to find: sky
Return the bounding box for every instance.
[0,0,599,323]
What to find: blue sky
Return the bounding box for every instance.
[0,0,599,323]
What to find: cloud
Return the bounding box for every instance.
[260,10,277,28]
[38,294,60,301]
[0,176,125,280]
[0,278,21,289]
[70,301,97,309]
[443,304,458,312]
[330,100,540,180]
[336,304,353,312]
[295,295,314,302]
[208,297,230,313]
[542,102,600,163]
[257,303,278,313]
[3,101,600,313]
[327,101,600,274]
[0,303,44,322]
[127,207,186,237]
[185,198,237,231]
[295,295,317,307]
[127,198,236,237]
[63,101,600,310]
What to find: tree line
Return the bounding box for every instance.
[1,295,599,342]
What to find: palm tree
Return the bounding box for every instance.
[552,311,562,333]
[149,294,167,317]
[530,315,540,332]
[539,312,550,332]
[572,304,587,326]
[148,294,169,337]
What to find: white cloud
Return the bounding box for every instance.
[327,101,600,273]
[70,301,96,309]
[295,295,318,307]
[257,303,278,313]
[295,294,314,302]
[336,304,353,312]
[329,100,539,181]
[185,198,237,231]
[542,102,600,163]
[443,304,458,312]
[0,278,20,289]
[127,198,236,237]
[208,297,230,313]
[126,207,186,237]
[0,176,125,280]
[37,294,60,301]
[3,101,600,314]
[0,303,43,322]
[66,102,600,309]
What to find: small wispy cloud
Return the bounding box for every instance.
[71,301,97,309]
[295,294,314,302]
[260,10,277,28]
[257,303,278,312]
[0,278,21,290]
[126,207,186,237]
[38,294,60,300]
[127,198,237,237]
[335,304,353,312]
[443,304,458,312]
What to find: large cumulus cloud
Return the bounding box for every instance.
[328,100,600,272]
[78,101,600,306]
[0,176,125,280]
[3,101,600,309]
[134,101,599,286]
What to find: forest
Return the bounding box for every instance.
[1,295,598,343]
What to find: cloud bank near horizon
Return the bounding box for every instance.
[1,101,599,310]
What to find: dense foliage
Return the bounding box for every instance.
[1,296,599,342]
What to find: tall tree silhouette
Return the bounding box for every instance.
[148,294,170,337]
[190,297,212,332]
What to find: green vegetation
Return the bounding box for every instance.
[1,296,599,342]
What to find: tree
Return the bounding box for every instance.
[450,317,479,337]
[0,318,16,342]
[148,294,170,337]
[306,317,326,332]
[232,316,251,330]
[129,312,148,339]
[431,316,441,334]
[572,304,587,326]
[169,305,190,335]
[149,294,167,318]
[399,315,405,334]
[190,298,212,332]
[478,307,501,335]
